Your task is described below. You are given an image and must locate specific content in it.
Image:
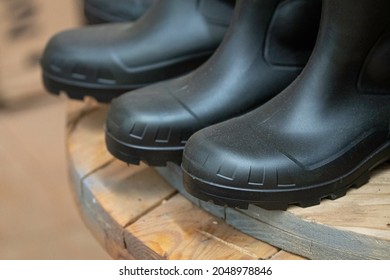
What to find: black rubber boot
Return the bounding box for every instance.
[41,0,233,102]
[182,0,390,210]
[84,0,154,24]
[105,0,321,166]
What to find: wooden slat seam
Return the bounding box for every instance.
[122,191,179,229]
[78,158,115,198]
[233,208,377,260]
[195,229,265,259]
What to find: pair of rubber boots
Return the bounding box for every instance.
[42,0,390,211]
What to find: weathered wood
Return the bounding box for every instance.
[70,103,390,259]
[290,166,390,238]
[271,251,306,260]
[157,158,390,259]
[125,194,278,260]
[80,161,176,259]
[67,100,113,183]
[67,104,294,260]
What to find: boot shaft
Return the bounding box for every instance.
[143,0,234,26]
[220,0,321,68]
[304,0,390,92]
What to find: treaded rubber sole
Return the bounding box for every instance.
[182,143,390,210]
[43,72,142,103]
[182,168,369,210]
[105,130,184,166]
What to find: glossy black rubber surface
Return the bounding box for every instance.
[84,0,154,24]
[182,0,390,210]
[41,0,233,102]
[105,0,321,165]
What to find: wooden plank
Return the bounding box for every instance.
[66,100,121,258]
[290,165,390,239]
[157,162,390,259]
[271,251,306,260]
[83,162,175,227]
[79,161,176,259]
[227,207,390,260]
[67,101,114,190]
[125,194,278,260]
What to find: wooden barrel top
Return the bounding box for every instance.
[66,99,390,259]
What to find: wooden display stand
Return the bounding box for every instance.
[67,99,390,260]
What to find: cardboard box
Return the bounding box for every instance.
[0,0,83,104]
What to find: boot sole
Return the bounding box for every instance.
[182,142,390,210]
[42,49,213,103]
[105,130,183,166]
[43,72,143,103]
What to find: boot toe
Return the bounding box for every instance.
[105,77,204,165]
[182,120,303,209]
[41,24,132,87]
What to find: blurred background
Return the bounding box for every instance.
[0,0,110,259]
